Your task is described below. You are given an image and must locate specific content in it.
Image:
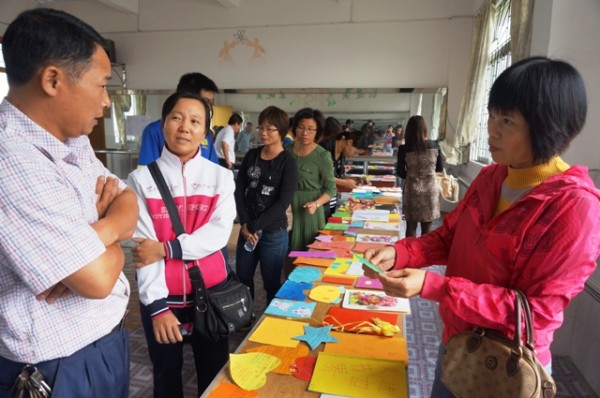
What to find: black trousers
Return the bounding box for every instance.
[140,304,229,398]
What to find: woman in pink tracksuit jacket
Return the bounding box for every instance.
[127,92,236,397]
[364,57,600,397]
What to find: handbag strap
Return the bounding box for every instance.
[514,290,535,350]
[147,162,207,289]
[512,290,534,350]
[148,162,185,236]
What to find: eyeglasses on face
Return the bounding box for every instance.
[257,126,279,133]
[296,126,317,133]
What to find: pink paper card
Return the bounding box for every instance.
[355,276,384,289]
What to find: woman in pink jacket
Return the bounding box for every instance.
[364,57,600,397]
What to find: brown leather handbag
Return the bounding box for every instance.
[441,290,556,398]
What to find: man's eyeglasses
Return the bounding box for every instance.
[257,126,279,133]
[296,126,317,133]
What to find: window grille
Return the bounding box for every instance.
[470,0,512,165]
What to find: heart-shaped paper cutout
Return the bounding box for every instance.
[290,356,317,381]
[229,352,281,391]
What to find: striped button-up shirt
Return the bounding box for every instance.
[0,99,129,363]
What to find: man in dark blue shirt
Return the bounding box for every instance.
[138,72,219,165]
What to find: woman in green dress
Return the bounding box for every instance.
[286,108,336,251]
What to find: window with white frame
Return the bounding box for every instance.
[470,0,512,165]
[1,43,8,100]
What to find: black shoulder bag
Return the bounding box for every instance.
[148,161,254,342]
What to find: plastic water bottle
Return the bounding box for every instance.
[244,230,262,252]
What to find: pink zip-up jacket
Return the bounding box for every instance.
[393,163,600,365]
[127,148,236,319]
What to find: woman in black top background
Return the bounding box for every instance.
[396,115,444,237]
[234,106,299,303]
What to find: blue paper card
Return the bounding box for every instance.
[288,267,321,283]
[275,280,313,301]
[264,299,316,319]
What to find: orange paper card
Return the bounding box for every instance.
[324,332,408,362]
[293,257,334,268]
[323,306,399,335]
[321,275,356,285]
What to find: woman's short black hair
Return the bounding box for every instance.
[258,106,289,140]
[488,56,587,163]
[291,108,325,141]
[323,117,343,141]
[161,91,212,135]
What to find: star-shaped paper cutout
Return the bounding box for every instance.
[292,324,339,350]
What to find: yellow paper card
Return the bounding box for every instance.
[229,352,281,391]
[248,316,307,348]
[324,332,408,362]
[308,352,407,398]
[323,259,352,277]
[308,285,344,304]
[293,257,335,268]
[245,344,310,375]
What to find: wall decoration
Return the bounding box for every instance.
[218,29,267,66]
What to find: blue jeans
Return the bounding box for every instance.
[430,342,553,397]
[236,228,288,304]
[0,330,129,398]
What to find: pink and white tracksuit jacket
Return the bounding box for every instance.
[393,164,600,365]
[127,148,236,319]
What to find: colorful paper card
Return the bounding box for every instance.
[293,257,334,268]
[248,317,308,348]
[323,306,399,335]
[229,352,281,391]
[355,276,384,289]
[364,221,401,230]
[288,267,321,283]
[324,332,408,362]
[351,209,390,222]
[308,285,345,304]
[264,299,316,319]
[324,259,353,277]
[324,223,349,230]
[288,250,337,259]
[275,280,312,301]
[352,242,387,253]
[207,382,259,398]
[308,352,407,398]
[343,289,411,313]
[315,235,333,242]
[353,253,382,274]
[321,275,356,285]
[245,344,310,375]
[293,324,339,350]
[356,233,399,244]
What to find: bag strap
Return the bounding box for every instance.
[147,162,207,287]
[515,290,535,350]
[514,289,535,351]
[148,162,185,236]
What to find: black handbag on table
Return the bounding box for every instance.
[148,161,254,342]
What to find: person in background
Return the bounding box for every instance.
[215,113,243,170]
[393,124,404,147]
[127,92,235,397]
[138,72,220,166]
[235,106,299,303]
[319,117,363,216]
[363,57,600,398]
[396,115,444,237]
[382,124,395,153]
[357,119,376,151]
[286,108,336,252]
[343,118,354,132]
[236,121,253,155]
[282,117,295,145]
[0,8,138,397]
